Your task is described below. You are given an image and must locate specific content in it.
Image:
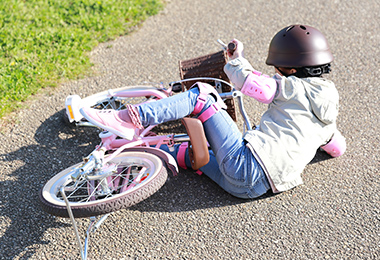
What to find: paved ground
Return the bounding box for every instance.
[0,0,379,259]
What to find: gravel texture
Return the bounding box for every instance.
[0,0,379,259]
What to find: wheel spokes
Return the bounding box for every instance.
[91,96,151,112]
[58,163,151,203]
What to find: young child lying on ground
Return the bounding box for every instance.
[81,24,346,199]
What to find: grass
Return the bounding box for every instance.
[0,0,164,118]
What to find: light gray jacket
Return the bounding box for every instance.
[224,57,339,192]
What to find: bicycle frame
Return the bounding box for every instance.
[78,79,252,175]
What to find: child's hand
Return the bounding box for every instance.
[227,39,244,59]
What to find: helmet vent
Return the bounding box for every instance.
[300,25,307,30]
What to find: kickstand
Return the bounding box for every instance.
[60,187,111,260]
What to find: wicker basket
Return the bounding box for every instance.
[179,50,237,121]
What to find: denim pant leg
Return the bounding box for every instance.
[138,88,270,199]
[201,109,270,198]
[138,88,200,127]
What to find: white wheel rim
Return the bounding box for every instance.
[41,152,162,207]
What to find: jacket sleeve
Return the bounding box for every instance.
[223,57,254,90]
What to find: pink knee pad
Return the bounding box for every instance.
[320,130,346,157]
[176,142,203,175]
[191,82,227,122]
[177,142,188,169]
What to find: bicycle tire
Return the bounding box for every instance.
[39,151,168,218]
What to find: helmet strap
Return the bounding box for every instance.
[303,64,331,77]
[276,64,331,78]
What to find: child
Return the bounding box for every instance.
[80,24,346,199]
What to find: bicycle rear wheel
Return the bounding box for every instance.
[39,151,167,218]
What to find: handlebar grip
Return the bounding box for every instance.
[227,42,236,53]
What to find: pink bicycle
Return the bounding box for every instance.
[40,80,251,217]
[38,41,251,259]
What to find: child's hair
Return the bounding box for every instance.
[266,25,333,77]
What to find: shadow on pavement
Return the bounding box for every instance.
[0,109,99,259]
[0,110,332,259]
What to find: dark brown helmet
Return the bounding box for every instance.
[266,25,333,68]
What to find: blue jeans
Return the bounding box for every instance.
[138,87,270,199]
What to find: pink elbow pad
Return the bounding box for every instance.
[240,71,277,104]
[320,130,346,157]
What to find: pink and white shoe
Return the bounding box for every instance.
[320,130,346,157]
[80,107,137,140]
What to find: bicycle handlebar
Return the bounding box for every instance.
[217,39,236,56]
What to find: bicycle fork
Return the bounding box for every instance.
[59,146,112,260]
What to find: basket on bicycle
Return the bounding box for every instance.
[179,50,237,122]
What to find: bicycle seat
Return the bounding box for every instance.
[181,117,210,170]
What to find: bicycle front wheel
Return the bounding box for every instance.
[39,151,167,218]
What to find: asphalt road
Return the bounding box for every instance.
[0,0,379,259]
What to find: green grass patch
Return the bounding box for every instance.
[0,0,164,118]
